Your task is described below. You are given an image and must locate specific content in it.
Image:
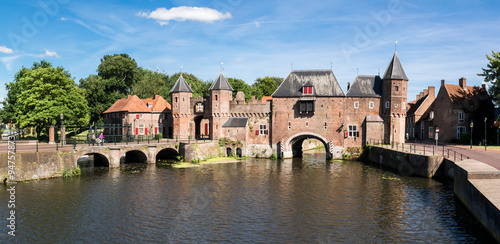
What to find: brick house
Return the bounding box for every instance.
[103,94,171,139]
[407,78,493,143]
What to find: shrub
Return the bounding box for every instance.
[270,153,278,159]
[191,158,200,164]
[342,153,350,160]
[155,133,163,139]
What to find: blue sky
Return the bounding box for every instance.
[0,0,499,103]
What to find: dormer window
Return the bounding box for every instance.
[303,86,313,95]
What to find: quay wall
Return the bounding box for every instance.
[364,146,500,242]
[0,151,77,182]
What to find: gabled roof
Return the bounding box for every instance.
[443,84,486,105]
[407,94,428,115]
[272,70,345,97]
[104,95,151,113]
[365,115,384,122]
[142,95,171,112]
[170,74,193,93]
[222,117,248,128]
[346,75,382,97]
[209,73,233,91]
[383,52,408,81]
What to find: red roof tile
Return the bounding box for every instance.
[104,95,151,113]
[142,95,171,112]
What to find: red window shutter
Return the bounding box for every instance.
[145,128,148,134]
[256,130,259,135]
[122,113,125,118]
[345,131,348,138]
[308,87,312,94]
[155,127,158,134]
[136,114,139,119]
[357,131,360,137]
[136,128,138,135]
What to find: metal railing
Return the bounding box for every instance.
[368,139,470,162]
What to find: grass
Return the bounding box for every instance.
[172,156,245,168]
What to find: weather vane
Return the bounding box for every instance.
[395,41,398,52]
[220,62,224,72]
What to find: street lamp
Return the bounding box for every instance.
[435,127,439,147]
[60,113,64,148]
[470,120,473,149]
[484,117,487,151]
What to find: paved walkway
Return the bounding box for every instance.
[407,143,500,170]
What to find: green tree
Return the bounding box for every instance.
[0,81,21,125]
[253,76,283,97]
[132,68,170,99]
[14,60,89,138]
[478,50,500,107]
[97,53,138,94]
[79,75,123,124]
[227,77,252,101]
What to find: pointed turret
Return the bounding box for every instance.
[383,52,408,81]
[209,73,233,91]
[170,74,194,93]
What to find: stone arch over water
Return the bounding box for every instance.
[156,148,179,162]
[78,153,110,167]
[285,132,329,159]
[124,150,148,163]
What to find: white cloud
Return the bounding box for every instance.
[60,17,67,21]
[0,46,14,54]
[41,49,60,58]
[138,6,232,25]
[0,55,22,71]
[236,57,244,62]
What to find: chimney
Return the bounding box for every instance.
[441,79,445,87]
[482,84,486,89]
[127,93,131,99]
[428,86,435,98]
[419,92,424,100]
[154,93,159,99]
[423,89,428,96]
[416,93,421,100]
[459,77,466,88]
[347,82,350,91]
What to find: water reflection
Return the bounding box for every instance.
[0,153,494,243]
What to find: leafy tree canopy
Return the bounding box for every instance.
[253,76,283,98]
[478,50,500,107]
[79,74,123,124]
[131,68,170,99]
[227,77,253,101]
[97,53,138,94]
[0,81,21,125]
[15,60,89,138]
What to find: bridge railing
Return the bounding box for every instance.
[367,139,470,162]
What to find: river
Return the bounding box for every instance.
[0,153,495,243]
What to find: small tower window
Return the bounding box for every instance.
[175,97,178,103]
[369,102,374,109]
[354,102,359,109]
[215,95,218,101]
[385,101,390,108]
[305,121,309,127]
[395,86,399,91]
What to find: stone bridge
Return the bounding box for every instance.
[75,143,180,167]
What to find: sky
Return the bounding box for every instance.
[0,0,499,104]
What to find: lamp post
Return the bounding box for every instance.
[484,117,487,151]
[60,113,64,148]
[470,120,473,149]
[435,127,439,147]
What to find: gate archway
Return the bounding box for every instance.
[284,132,329,159]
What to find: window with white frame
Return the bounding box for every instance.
[430,111,434,120]
[369,102,374,109]
[354,102,359,109]
[348,125,358,138]
[458,111,464,122]
[305,121,309,127]
[457,126,466,139]
[138,124,145,135]
[428,127,434,139]
[259,125,268,135]
[139,114,143,119]
[385,101,390,108]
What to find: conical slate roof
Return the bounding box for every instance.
[209,73,233,91]
[383,52,408,81]
[169,74,193,93]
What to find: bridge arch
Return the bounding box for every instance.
[124,150,148,164]
[284,132,329,159]
[156,148,179,162]
[78,153,110,167]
